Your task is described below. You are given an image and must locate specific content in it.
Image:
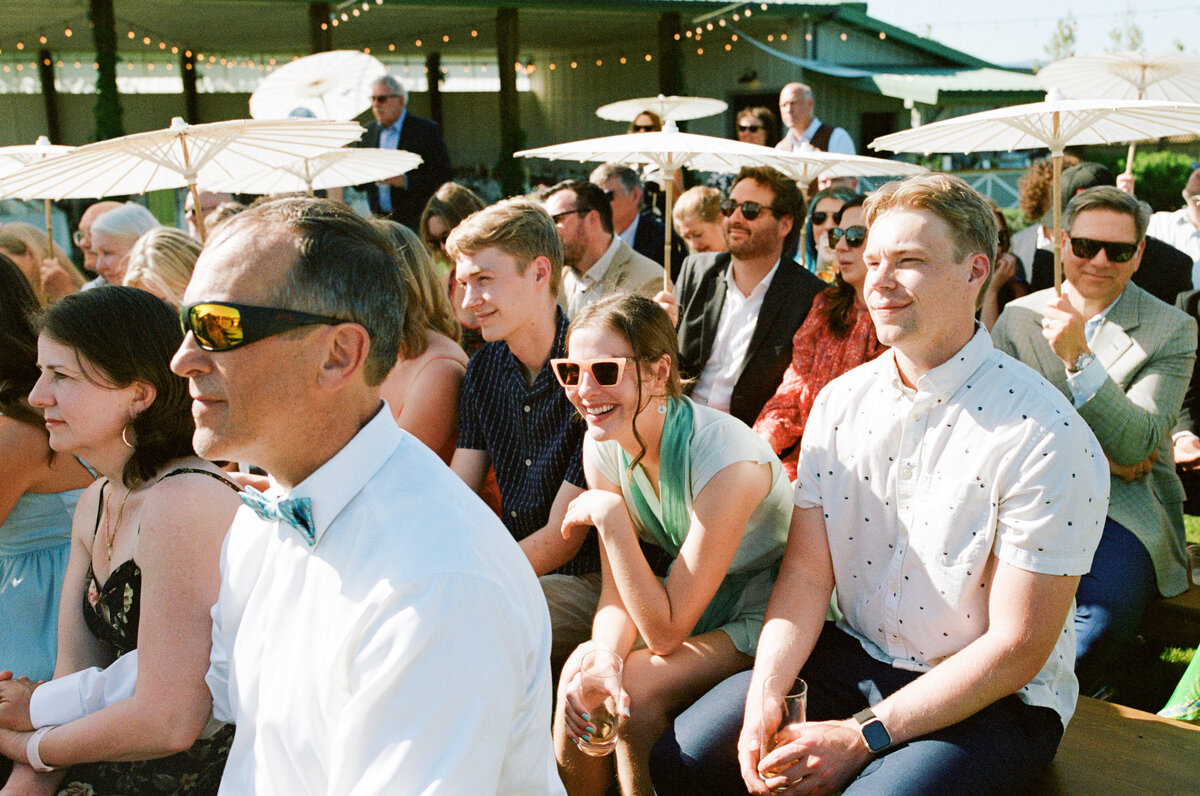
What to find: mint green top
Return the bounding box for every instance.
[585,398,791,655]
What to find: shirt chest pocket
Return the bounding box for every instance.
[909,478,996,568]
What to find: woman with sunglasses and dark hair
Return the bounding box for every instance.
[0,286,239,796]
[754,195,887,481]
[0,255,94,691]
[551,293,791,796]
[802,185,857,281]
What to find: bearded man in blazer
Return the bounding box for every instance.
[992,186,1196,698]
[664,166,824,428]
[356,75,452,229]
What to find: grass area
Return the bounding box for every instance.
[1186,514,1200,546]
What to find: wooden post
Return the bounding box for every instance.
[309,2,332,53]
[88,0,124,140]
[427,52,444,129]
[181,51,199,123]
[657,12,682,97]
[38,50,62,144]
[495,7,525,197]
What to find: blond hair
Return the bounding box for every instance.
[445,198,563,293]
[0,222,85,305]
[672,186,723,226]
[371,219,460,356]
[122,227,201,307]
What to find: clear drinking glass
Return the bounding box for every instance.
[575,648,623,756]
[759,675,807,785]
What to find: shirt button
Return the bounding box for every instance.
[510,510,518,518]
[523,405,531,413]
[525,458,532,466]
[901,468,913,479]
[910,412,920,421]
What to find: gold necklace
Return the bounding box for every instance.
[104,485,132,566]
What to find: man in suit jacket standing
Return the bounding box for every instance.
[590,163,687,279]
[357,75,452,229]
[541,179,663,317]
[993,186,1196,698]
[661,166,824,428]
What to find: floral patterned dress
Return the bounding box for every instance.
[56,471,235,796]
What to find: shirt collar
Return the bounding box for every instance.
[618,213,640,244]
[888,324,995,403]
[802,117,823,141]
[383,109,406,135]
[267,402,401,547]
[574,235,621,286]
[723,258,781,301]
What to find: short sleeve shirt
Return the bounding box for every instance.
[458,310,600,576]
[794,326,1109,726]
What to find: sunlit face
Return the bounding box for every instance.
[631,113,659,133]
[454,246,548,343]
[91,230,134,285]
[832,205,868,289]
[562,324,666,450]
[1062,208,1142,309]
[724,178,791,262]
[596,176,640,234]
[674,215,725,254]
[30,336,148,458]
[736,114,768,146]
[543,189,591,268]
[863,208,982,353]
[171,223,320,465]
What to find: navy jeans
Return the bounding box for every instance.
[650,624,1064,796]
[1074,517,1158,698]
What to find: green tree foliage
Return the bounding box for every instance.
[1093,150,1196,212]
[1106,6,1144,53]
[1043,12,1077,61]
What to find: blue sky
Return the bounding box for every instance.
[865,0,1200,67]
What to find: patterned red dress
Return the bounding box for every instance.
[753,288,887,480]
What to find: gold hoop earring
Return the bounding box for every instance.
[121,424,136,449]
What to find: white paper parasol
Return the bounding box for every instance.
[870,92,1200,290]
[205,147,422,196]
[249,50,388,121]
[0,136,75,244]
[0,117,364,240]
[596,95,728,123]
[1037,51,1200,173]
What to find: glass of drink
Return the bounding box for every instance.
[574,648,623,756]
[759,675,807,787]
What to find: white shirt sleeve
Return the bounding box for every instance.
[1066,355,1108,408]
[827,127,857,155]
[28,652,138,728]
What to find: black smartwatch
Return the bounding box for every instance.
[853,708,892,754]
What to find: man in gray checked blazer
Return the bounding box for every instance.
[541,179,663,318]
[992,186,1197,698]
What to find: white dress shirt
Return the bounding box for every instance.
[1147,207,1200,286]
[775,117,856,155]
[691,260,780,414]
[375,109,406,213]
[208,404,563,795]
[794,327,1109,727]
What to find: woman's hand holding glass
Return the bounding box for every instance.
[562,648,629,756]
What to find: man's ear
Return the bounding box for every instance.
[316,323,372,391]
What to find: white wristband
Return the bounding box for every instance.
[26,725,57,773]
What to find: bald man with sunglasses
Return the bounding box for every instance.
[993,186,1197,699]
[659,166,824,428]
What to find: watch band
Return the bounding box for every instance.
[26,725,57,773]
[1067,351,1096,374]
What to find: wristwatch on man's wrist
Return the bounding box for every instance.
[1066,350,1096,374]
[853,708,892,754]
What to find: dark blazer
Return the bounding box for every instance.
[1030,235,1192,306]
[675,251,825,427]
[630,210,688,281]
[356,115,453,229]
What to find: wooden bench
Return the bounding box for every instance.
[1140,581,1200,649]
[1032,696,1200,794]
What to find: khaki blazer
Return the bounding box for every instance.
[558,239,663,319]
[992,283,1197,596]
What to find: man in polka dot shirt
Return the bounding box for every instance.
[648,174,1109,795]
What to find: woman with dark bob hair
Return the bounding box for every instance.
[551,293,791,795]
[0,287,240,796]
[0,255,94,688]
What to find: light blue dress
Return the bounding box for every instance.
[0,487,85,680]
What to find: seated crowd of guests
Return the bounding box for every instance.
[0,157,1197,796]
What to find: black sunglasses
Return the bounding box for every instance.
[721,199,776,221]
[550,207,591,225]
[828,225,868,249]
[370,94,400,103]
[737,124,763,133]
[1067,235,1138,263]
[181,301,346,352]
[809,210,830,226]
[632,125,657,132]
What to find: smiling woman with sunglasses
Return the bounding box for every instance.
[0,286,239,795]
[754,194,888,481]
[802,185,857,282]
[551,293,791,796]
